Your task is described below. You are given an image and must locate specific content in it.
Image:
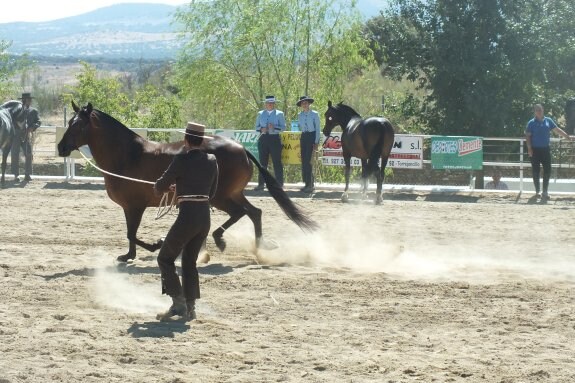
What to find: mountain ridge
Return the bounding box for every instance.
[1,3,182,59]
[1,2,383,60]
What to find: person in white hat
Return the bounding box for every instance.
[254,95,286,189]
[11,92,41,182]
[296,95,321,193]
[154,122,219,321]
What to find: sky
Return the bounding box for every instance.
[0,0,188,24]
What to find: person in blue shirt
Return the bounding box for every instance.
[296,96,321,193]
[254,95,286,189]
[525,104,573,201]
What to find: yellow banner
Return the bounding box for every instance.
[281,132,301,165]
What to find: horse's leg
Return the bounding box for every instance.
[1,152,7,188]
[342,156,351,203]
[376,157,389,205]
[239,195,276,251]
[361,159,369,198]
[118,207,162,262]
[211,201,247,252]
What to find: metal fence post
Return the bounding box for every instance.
[519,138,524,193]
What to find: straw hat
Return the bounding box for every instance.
[185,121,205,137]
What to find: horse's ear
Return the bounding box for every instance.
[72,100,79,113]
[86,103,93,114]
[328,100,332,108]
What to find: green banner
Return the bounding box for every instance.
[431,136,483,170]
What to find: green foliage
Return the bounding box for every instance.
[0,40,32,100]
[65,61,182,134]
[365,0,575,136]
[173,0,373,129]
[342,67,426,133]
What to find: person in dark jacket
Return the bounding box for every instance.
[12,93,41,182]
[154,122,219,321]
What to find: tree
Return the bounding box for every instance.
[66,61,182,137]
[365,0,575,136]
[173,0,371,129]
[0,40,31,100]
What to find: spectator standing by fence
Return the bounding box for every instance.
[525,104,573,201]
[12,93,41,182]
[254,95,285,189]
[297,96,321,193]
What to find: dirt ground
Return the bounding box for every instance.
[0,181,574,383]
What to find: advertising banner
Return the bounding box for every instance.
[217,130,302,165]
[430,136,483,170]
[280,132,302,165]
[321,133,423,169]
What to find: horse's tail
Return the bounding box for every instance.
[245,150,318,232]
[365,119,395,173]
[380,120,395,166]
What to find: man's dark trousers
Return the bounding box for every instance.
[300,131,315,187]
[258,134,283,186]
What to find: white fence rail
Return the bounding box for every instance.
[10,126,575,194]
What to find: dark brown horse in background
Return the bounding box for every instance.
[58,101,317,262]
[323,101,395,204]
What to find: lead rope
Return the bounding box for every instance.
[77,149,175,220]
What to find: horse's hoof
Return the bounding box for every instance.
[256,238,279,250]
[117,254,135,263]
[213,235,226,252]
[375,195,383,205]
[341,193,349,203]
[198,251,211,264]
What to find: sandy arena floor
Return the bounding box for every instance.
[0,181,574,382]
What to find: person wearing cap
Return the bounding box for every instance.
[11,92,41,182]
[153,122,219,321]
[254,95,286,189]
[297,96,321,193]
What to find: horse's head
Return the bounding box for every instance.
[57,101,93,157]
[323,100,340,137]
[323,101,361,137]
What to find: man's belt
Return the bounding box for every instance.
[177,195,209,203]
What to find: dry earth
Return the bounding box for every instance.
[0,181,574,383]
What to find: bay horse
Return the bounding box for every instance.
[323,101,395,204]
[58,101,317,262]
[0,100,26,187]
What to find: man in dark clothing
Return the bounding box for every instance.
[154,122,219,321]
[525,104,573,201]
[254,95,286,189]
[12,93,41,182]
[296,95,321,193]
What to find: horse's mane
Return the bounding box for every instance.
[1,100,21,108]
[0,100,23,114]
[88,107,142,142]
[334,102,361,119]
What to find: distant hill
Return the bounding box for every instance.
[0,2,384,60]
[0,3,182,59]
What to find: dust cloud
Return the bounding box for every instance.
[89,250,166,314]
[222,207,574,283]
